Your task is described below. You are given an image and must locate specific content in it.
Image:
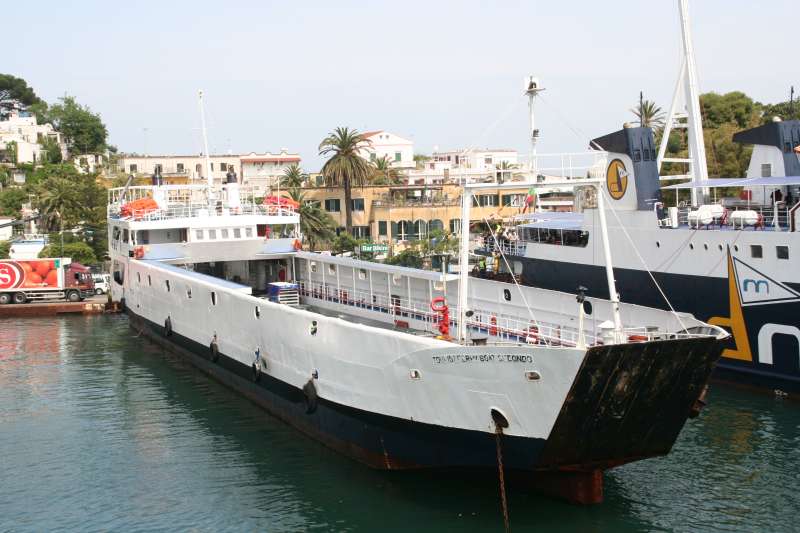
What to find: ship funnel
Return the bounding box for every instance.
[590,126,660,211]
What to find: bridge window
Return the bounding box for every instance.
[750,245,763,259]
[777,246,789,260]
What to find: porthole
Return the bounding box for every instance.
[409,369,421,380]
[703,243,708,250]
[210,291,217,305]
[165,280,171,292]
[583,300,593,315]
[503,289,511,301]
[186,287,192,299]
[734,245,739,252]
[689,243,694,250]
[656,241,660,248]
[148,275,152,286]
[137,272,141,283]
[255,306,261,319]
[718,244,723,251]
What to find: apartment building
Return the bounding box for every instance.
[300,183,535,241]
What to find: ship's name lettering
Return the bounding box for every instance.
[431,353,533,364]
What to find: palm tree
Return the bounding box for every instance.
[371,155,401,185]
[287,188,336,250]
[280,163,307,189]
[319,127,372,235]
[36,178,84,232]
[631,99,666,130]
[495,161,519,183]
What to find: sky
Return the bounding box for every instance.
[5,0,797,170]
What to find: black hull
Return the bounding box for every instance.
[505,254,800,394]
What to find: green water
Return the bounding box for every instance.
[1,315,798,532]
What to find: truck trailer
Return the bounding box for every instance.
[0,258,95,304]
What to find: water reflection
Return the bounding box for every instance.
[1,315,798,532]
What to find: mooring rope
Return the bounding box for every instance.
[495,424,511,533]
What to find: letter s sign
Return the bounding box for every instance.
[0,262,23,290]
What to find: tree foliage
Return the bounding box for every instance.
[286,187,336,250]
[279,163,307,189]
[385,248,423,269]
[319,127,372,234]
[46,96,108,154]
[39,240,97,265]
[0,74,41,116]
[0,240,10,259]
[370,155,402,185]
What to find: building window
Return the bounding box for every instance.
[378,221,387,236]
[751,245,762,258]
[129,164,137,173]
[154,163,163,174]
[428,219,444,233]
[220,163,227,171]
[777,246,789,260]
[208,229,217,239]
[502,194,525,207]
[484,157,492,165]
[328,264,336,275]
[761,163,772,177]
[305,200,321,209]
[325,199,341,212]
[195,230,204,240]
[393,220,412,241]
[413,220,427,240]
[394,152,401,162]
[352,226,370,239]
[177,163,184,173]
[474,194,498,207]
[196,164,202,175]
[221,228,229,239]
[234,228,241,238]
[351,198,364,211]
[210,163,214,171]
[245,227,253,238]
[449,219,461,234]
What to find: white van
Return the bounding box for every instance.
[92,273,111,295]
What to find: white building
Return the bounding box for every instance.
[74,153,107,174]
[0,109,67,164]
[0,217,13,242]
[117,154,243,184]
[359,130,415,169]
[240,150,302,194]
[117,150,302,195]
[406,149,520,185]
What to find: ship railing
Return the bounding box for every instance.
[298,279,716,346]
[108,201,297,221]
[297,279,598,346]
[673,203,793,230]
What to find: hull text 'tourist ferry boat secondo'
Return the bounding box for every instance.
[106,133,728,504]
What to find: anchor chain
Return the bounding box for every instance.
[495,424,510,533]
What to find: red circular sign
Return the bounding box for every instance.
[0,262,24,290]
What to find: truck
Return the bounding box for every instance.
[0,258,95,304]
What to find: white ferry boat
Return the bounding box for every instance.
[107,131,727,504]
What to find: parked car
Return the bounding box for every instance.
[92,273,111,295]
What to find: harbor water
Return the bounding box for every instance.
[1,315,798,532]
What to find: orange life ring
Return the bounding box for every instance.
[293,239,302,251]
[134,246,145,259]
[430,296,447,312]
[489,315,498,336]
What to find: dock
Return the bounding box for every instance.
[0,297,121,317]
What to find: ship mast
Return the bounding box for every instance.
[198,90,214,195]
[657,0,708,207]
[525,76,544,177]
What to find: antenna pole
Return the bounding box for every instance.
[596,185,623,340]
[198,90,214,193]
[679,0,708,206]
[639,91,644,127]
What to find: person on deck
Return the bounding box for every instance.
[478,256,487,278]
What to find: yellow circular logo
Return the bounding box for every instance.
[606,159,628,200]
